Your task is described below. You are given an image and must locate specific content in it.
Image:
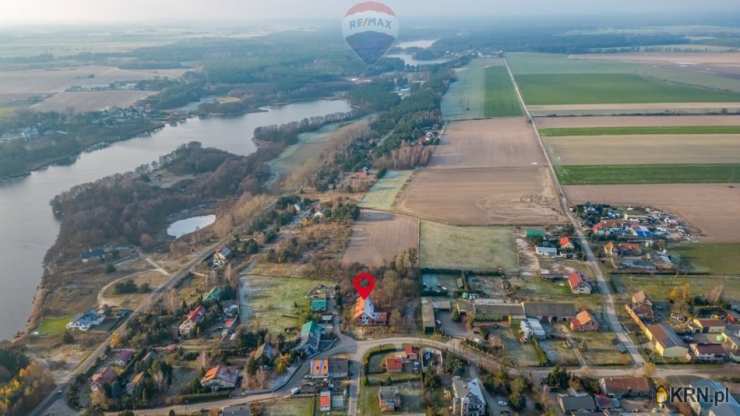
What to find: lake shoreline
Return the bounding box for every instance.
[1,98,353,342]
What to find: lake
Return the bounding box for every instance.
[0,98,350,340]
[166,215,216,239]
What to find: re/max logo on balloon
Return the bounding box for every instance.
[342,1,399,65]
[347,17,394,30]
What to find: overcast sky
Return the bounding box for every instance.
[2,0,739,24]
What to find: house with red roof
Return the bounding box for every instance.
[571,310,599,332]
[384,356,403,373]
[567,272,592,295]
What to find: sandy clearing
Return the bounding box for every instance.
[431,117,546,168]
[536,115,740,129]
[546,134,740,165]
[0,65,186,95]
[565,184,740,242]
[574,52,740,68]
[31,90,154,112]
[396,167,565,225]
[341,210,419,268]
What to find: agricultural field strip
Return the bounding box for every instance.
[556,163,740,185]
[536,115,740,129]
[540,125,740,136]
[516,73,740,106]
[483,65,523,117]
[545,135,740,165]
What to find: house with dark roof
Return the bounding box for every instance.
[599,376,651,398]
[200,366,239,390]
[91,366,117,392]
[690,343,728,363]
[472,299,525,322]
[646,323,688,359]
[523,302,577,322]
[452,376,486,416]
[693,318,726,334]
[558,394,596,415]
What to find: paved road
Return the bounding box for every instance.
[503,58,645,369]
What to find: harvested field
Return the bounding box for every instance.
[536,115,740,129]
[341,210,419,268]
[419,221,517,273]
[31,90,154,112]
[399,117,564,225]
[359,170,413,210]
[528,102,740,117]
[397,167,564,225]
[431,118,546,168]
[546,135,740,165]
[565,184,740,242]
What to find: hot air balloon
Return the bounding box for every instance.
[342,1,399,65]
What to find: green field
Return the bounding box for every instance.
[540,125,740,137]
[483,66,523,117]
[516,73,740,106]
[359,170,413,210]
[420,222,517,273]
[36,315,73,336]
[556,164,740,185]
[263,397,316,416]
[442,58,492,120]
[672,243,740,275]
[244,275,332,334]
[508,52,740,92]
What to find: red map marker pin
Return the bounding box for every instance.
[353,272,376,300]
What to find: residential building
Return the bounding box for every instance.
[452,376,487,416]
[599,376,651,398]
[646,323,689,359]
[570,310,599,332]
[472,299,525,322]
[179,305,206,338]
[378,386,401,412]
[91,366,117,391]
[111,349,135,367]
[421,298,436,333]
[523,302,577,322]
[403,344,419,361]
[567,272,592,295]
[295,321,323,356]
[200,365,239,390]
[558,394,596,415]
[693,319,726,334]
[310,298,328,313]
[690,343,728,363]
[67,309,105,332]
[384,356,404,373]
[535,246,558,257]
[212,246,233,268]
[320,390,332,412]
[520,318,546,340]
[352,297,388,326]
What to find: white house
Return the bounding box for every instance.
[452,376,487,416]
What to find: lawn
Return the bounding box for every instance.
[359,170,414,210]
[243,275,332,334]
[484,66,523,117]
[420,222,517,273]
[614,275,740,301]
[556,164,740,185]
[36,314,74,336]
[540,339,580,366]
[571,332,633,366]
[540,125,740,137]
[263,397,316,416]
[516,73,740,105]
[672,243,740,275]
